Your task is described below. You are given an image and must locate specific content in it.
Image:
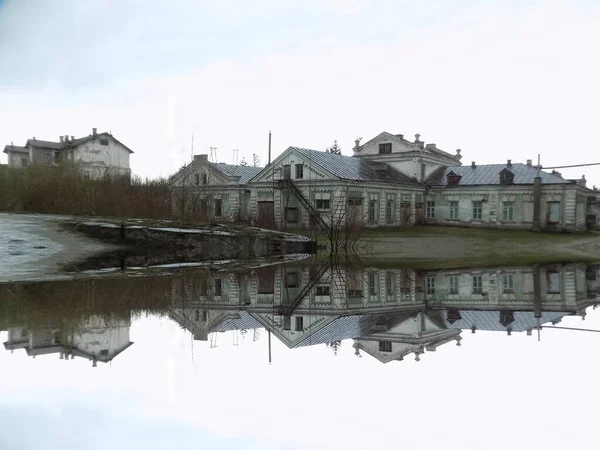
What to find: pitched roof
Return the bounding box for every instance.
[426,163,572,186]
[443,310,569,332]
[289,147,421,185]
[21,132,134,153]
[3,145,28,154]
[215,163,263,185]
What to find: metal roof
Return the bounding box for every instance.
[443,310,569,332]
[20,132,134,154]
[427,163,572,186]
[291,147,421,185]
[212,311,262,332]
[215,163,263,185]
[3,145,28,154]
[294,315,377,348]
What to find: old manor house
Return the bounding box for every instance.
[170,130,600,232]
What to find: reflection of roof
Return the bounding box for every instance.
[290,147,421,185]
[3,145,28,154]
[444,310,569,331]
[212,311,262,332]
[427,164,572,186]
[215,163,263,185]
[293,315,377,348]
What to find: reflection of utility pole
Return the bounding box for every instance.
[210,147,218,163]
[533,264,542,341]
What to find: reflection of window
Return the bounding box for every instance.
[202,173,208,185]
[386,272,395,296]
[379,143,392,154]
[449,201,459,219]
[368,272,378,296]
[316,285,330,296]
[54,152,60,164]
[547,272,560,293]
[295,316,304,331]
[257,266,275,294]
[194,173,200,186]
[295,164,304,179]
[386,196,395,223]
[203,311,208,322]
[283,165,291,179]
[283,316,291,330]
[446,309,462,324]
[426,277,435,294]
[502,202,514,221]
[348,274,363,297]
[472,275,483,294]
[195,310,200,322]
[21,158,28,166]
[502,274,514,293]
[285,272,298,288]
[214,278,222,296]
[368,198,378,222]
[472,201,483,220]
[214,199,222,217]
[449,275,459,294]
[426,201,435,219]
[379,341,392,352]
[44,154,51,164]
[100,349,109,356]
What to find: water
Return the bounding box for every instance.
[1,259,600,449]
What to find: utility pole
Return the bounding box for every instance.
[191,126,195,161]
[210,147,218,163]
[268,130,272,166]
[233,149,238,165]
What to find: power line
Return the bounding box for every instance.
[543,162,600,170]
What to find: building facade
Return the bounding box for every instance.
[3,128,133,180]
[170,130,598,232]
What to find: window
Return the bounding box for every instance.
[295,316,304,331]
[368,272,378,296]
[472,201,483,220]
[426,277,435,294]
[53,152,60,164]
[214,199,222,217]
[379,341,392,352]
[315,192,331,210]
[99,138,109,146]
[548,201,560,223]
[202,173,208,185]
[368,198,378,222]
[426,201,435,219]
[99,349,109,356]
[547,272,560,293]
[421,163,426,181]
[316,285,330,296]
[295,164,304,179]
[386,272,395,296]
[502,274,514,293]
[44,154,50,164]
[283,316,291,330]
[502,202,514,221]
[449,201,459,219]
[203,311,208,322]
[449,275,459,294]
[283,165,291,179]
[257,266,276,294]
[379,143,392,154]
[21,158,28,167]
[195,310,200,322]
[214,278,222,296]
[285,272,298,288]
[446,309,462,324]
[194,173,200,186]
[472,275,483,294]
[385,196,395,223]
[285,207,299,223]
[348,197,362,206]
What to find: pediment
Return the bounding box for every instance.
[250,147,339,183]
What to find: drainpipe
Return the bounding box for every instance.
[533,154,542,231]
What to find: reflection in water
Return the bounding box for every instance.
[2,260,600,365]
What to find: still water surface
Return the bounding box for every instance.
[2,259,600,449]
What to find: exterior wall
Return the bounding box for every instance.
[30,146,58,165]
[7,151,29,167]
[426,184,588,232]
[72,138,131,179]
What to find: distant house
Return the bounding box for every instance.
[169,130,598,232]
[2,128,133,180]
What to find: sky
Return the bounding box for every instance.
[2,310,600,450]
[1,0,600,185]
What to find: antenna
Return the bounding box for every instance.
[268,130,272,166]
[233,148,238,165]
[210,146,218,163]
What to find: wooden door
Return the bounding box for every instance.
[257,201,276,229]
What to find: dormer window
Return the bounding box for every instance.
[499,168,514,185]
[446,171,462,186]
[379,143,392,154]
[446,308,462,324]
[499,310,515,327]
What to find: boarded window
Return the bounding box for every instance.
[285,207,299,223]
[379,143,392,154]
[257,266,276,294]
[548,201,560,223]
[283,316,291,330]
[285,272,299,288]
[283,165,291,179]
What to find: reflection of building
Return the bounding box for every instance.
[3,315,133,366]
[169,262,600,363]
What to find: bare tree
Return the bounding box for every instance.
[252,154,261,167]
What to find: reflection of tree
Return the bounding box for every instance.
[326,340,342,355]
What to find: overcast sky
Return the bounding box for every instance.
[1,0,599,184]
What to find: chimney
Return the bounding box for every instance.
[471,161,476,169]
[194,154,209,162]
[59,136,64,143]
[64,135,69,143]
[425,143,437,150]
[92,128,97,136]
[526,159,532,166]
[70,135,74,142]
[507,159,512,167]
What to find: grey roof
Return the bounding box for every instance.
[21,132,134,153]
[291,147,421,185]
[427,163,572,186]
[215,163,263,185]
[443,310,570,332]
[293,315,378,348]
[212,311,262,332]
[3,145,28,154]
[25,139,63,149]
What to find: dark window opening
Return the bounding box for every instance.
[316,198,330,209]
[214,199,222,217]
[194,173,200,186]
[283,316,291,330]
[316,285,330,296]
[99,349,109,356]
[283,165,291,180]
[379,143,392,154]
[285,207,299,223]
[446,308,462,324]
[257,266,276,294]
[295,164,304,179]
[379,341,392,352]
[295,316,304,331]
[499,310,515,327]
[214,278,222,296]
[285,272,299,288]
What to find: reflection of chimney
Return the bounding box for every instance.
[59,136,64,143]
[70,135,74,141]
[64,135,69,143]
[92,128,97,136]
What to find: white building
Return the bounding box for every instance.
[3,128,133,179]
